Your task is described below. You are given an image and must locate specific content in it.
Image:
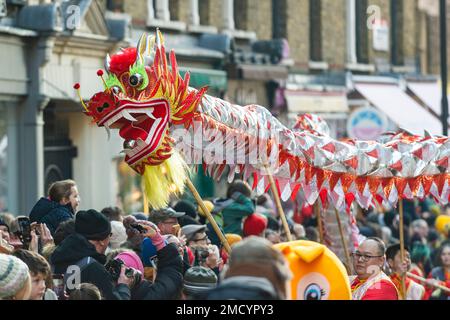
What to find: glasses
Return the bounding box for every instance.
[351,252,383,262]
[161,220,178,225]
[191,236,208,243]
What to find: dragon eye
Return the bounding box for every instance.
[111,86,121,95]
[129,74,143,87]
[304,283,324,300]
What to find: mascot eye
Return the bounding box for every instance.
[129,73,143,87]
[304,283,325,300]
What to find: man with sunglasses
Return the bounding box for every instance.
[350,237,398,300]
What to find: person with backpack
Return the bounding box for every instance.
[50,209,132,300]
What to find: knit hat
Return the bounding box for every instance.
[75,209,112,240]
[174,200,198,219]
[0,253,30,299]
[115,251,145,275]
[183,266,218,296]
[243,214,268,237]
[110,221,127,249]
[197,200,214,217]
[225,233,242,247]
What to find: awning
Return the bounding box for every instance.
[285,90,349,113]
[355,82,442,135]
[178,67,227,92]
[407,81,449,117]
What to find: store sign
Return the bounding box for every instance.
[372,20,389,52]
[347,107,388,140]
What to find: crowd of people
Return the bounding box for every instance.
[0,178,449,300]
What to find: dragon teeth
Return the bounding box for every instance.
[104,125,111,140]
[122,110,138,122]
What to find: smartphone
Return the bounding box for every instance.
[17,217,32,243]
[130,223,146,234]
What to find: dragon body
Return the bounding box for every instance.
[79,31,450,210]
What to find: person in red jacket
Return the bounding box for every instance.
[425,242,450,300]
[350,237,398,300]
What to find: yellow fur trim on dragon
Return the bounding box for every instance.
[77,31,450,210]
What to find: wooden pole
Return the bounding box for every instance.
[334,208,352,274]
[314,202,324,244]
[398,199,407,300]
[143,192,149,215]
[186,177,232,254]
[264,164,293,242]
[406,272,450,293]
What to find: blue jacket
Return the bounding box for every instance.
[29,197,74,235]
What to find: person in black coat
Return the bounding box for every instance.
[50,210,132,300]
[29,180,80,235]
[127,222,184,300]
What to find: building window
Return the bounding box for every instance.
[355,0,369,64]
[272,0,286,39]
[391,0,404,66]
[309,0,322,62]
[107,0,124,12]
[0,106,7,212]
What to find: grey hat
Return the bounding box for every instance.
[181,224,207,242]
[183,266,217,296]
[148,207,185,224]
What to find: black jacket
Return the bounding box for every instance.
[201,276,281,300]
[50,233,130,300]
[131,243,183,300]
[29,197,74,235]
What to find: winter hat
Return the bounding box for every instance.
[243,214,268,237]
[0,253,30,299]
[225,233,242,247]
[197,200,215,217]
[110,221,127,249]
[174,200,198,219]
[115,251,145,275]
[183,266,218,296]
[75,209,112,240]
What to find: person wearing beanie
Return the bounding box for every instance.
[125,222,184,300]
[243,213,268,237]
[109,221,127,250]
[203,237,291,300]
[0,253,32,300]
[50,209,132,300]
[183,266,218,299]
